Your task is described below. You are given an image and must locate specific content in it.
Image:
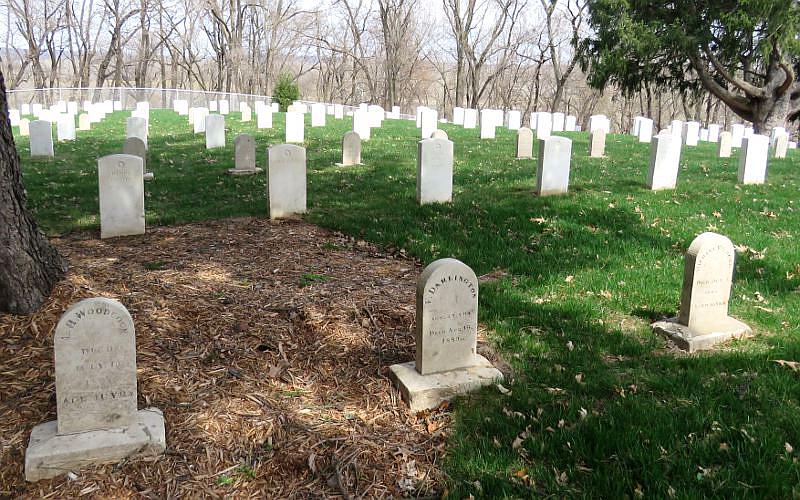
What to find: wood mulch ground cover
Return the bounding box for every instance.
[0,217,493,498]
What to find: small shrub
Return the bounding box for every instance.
[273,73,300,111]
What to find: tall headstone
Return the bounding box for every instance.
[479,109,496,139]
[285,111,305,143]
[453,107,465,125]
[731,124,745,148]
[652,232,752,352]
[334,104,344,119]
[241,105,251,123]
[193,107,209,133]
[708,124,721,142]
[388,259,503,411]
[268,144,306,219]
[122,137,150,179]
[353,109,371,141]
[506,110,521,130]
[421,108,438,139]
[29,120,54,157]
[637,118,654,143]
[257,108,273,129]
[98,154,145,238]
[228,134,262,175]
[536,112,552,139]
[56,114,76,142]
[336,131,362,166]
[205,114,225,149]
[718,131,732,158]
[774,133,789,159]
[126,116,148,149]
[536,136,572,196]
[565,115,577,131]
[9,109,20,126]
[463,109,478,129]
[551,112,565,132]
[738,134,769,185]
[19,118,30,136]
[683,121,700,146]
[24,297,166,481]
[78,113,90,131]
[647,133,681,190]
[516,127,533,159]
[417,138,454,205]
[219,99,230,115]
[589,114,610,134]
[311,103,326,127]
[589,128,606,157]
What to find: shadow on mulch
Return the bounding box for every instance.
[0,217,463,498]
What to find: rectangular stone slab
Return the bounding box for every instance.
[25,408,166,481]
[652,317,752,353]
[389,355,503,412]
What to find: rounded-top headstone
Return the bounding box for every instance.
[678,232,736,334]
[431,129,449,140]
[54,297,138,434]
[341,131,362,165]
[415,258,478,375]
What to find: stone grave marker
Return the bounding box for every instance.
[536,136,572,195]
[193,107,209,133]
[268,144,306,219]
[24,297,166,481]
[516,127,533,159]
[228,134,262,175]
[417,138,454,205]
[774,133,789,159]
[638,118,654,143]
[311,103,326,127]
[536,112,552,139]
[241,105,251,122]
[421,109,438,139]
[589,114,610,134]
[551,112,566,132]
[353,109,371,141]
[652,232,752,352]
[285,111,305,143]
[506,110,521,130]
[565,115,577,131]
[718,131,732,158]
[453,107,465,125]
[738,134,769,184]
[122,137,152,180]
[731,124,745,147]
[257,108,273,129]
[683,121,700,146]
[19,118,30,136]
[336,131,362,166]
[647,133,681,190]
[462,108,478,129]
[98,154,145,238]
[334,104,344,119]
[9,109,20,126]
[219,100,230,115]
[56,114,76,142]
[29,120,54,157]
[708,124,721,142]
[480,110,496,139]
[78,113,90,131]
[589,128,606,157]
[431,129,448,141]
[205,114,225,149]
[126,116,148,148]
[388,259,503,411]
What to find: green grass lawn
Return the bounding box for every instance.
[14,110,800,497]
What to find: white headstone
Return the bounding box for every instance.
[285,112,305,143]
[589,114,610,134]
[334,104,344,119]
[637,118,654,143]
[29,120,54,157]
[506,110,521,130]
[126,117,148,149]
[353,109,371,141]
[19,118,30,136]
[56,114,76,142]
[718,131,732,158]
[9,109,20,126]
[241,105,251,123]
[551,112,565,132]
[708,124,721,143]
[268,144,306,219]
[311,103,326,127]
[536,112,552,139]
[480,109,496,139]
[589,128,606,157]
[731,124,745,148]
[98,154,145,238]
[683,121,700,146]
[257,108,273,129]
[516,127,533,159]
[78,113,90,131]
[774,133,789,159]
[453,107,465,125]
[738,134,769,184]
[219,100,230,115]
[205,114,225,149]
[647,134,681,190]
[463,109,478,129]
[337,131,362,166]
[417,138,454,205]
[421,108,438,139]
[536,136,571,196]
[193,107,209,133]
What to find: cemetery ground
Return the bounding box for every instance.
[2,111,800,497]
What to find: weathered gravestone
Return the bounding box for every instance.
[589,128,606,157]
[219,99,230,115]
[506,110,522,130]
[652,232,752,352]
[334,104,344,120]
[336,131,363,166]
[417,138,454,205]
[647,133,681,190]
[228,134,262,175]
[193,107,209,134]
[29,120,54,157]
[241,105,251,123]
[98,154,145,238]
[421,109,438,139]
[353,109,371,141]
[56,114,76,142]
[738,134,769,184]
[731,124,745,148]
[774,133,789,159]
[78,113,90,131]
[205,114,225,149]
[431,129,449,140]
[126,116,148,149]
[551,112,566,132]
[718,131,732,158]
[268,144,306,219]
[516,127,533,159]
[24,297,166,481]
[19,118,30,136]
[536,136,572,196]
[122,137,153,181]
[389,258,503,411]
[285,111,305,143]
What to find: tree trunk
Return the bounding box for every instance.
[0,69,67,314]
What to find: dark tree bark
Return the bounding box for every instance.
[0,69,67,314]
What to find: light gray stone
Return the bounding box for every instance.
[336,131,362,166]
[683,121,700,146]
[29,120,54,157]
[311,103,326,127]
[417,138,453,205]
[122,137,149,178]
[431,129,448,141]
[268,144,306,219]
[126,116,148,149]
[462,109,478,129]
[421,108,438,139]
[708,124,721,142]
[589,114,610,134]
[718,131,732,158]
[506,110,521,130]
[551,112,565,132]
[205,114,225,149]
[652,232,751,352]
[536,112,552,139]
[228,134,262,175]
[738,134,769,184]
[731,124,745,147]
[24,298,165,481]
[241,106,251,122]
[774,133,789,159]
[56,114,75,142]
[285,111,305,143]
[565,115,577,131]
[453,107,465,125]
[78,113,90,131]
[257,109,273,129]
[516,127,533,158]
[219,99,230,115]
[637,118,653,143]
[193,107,209,133]
[647,133,681,190]
[536,136,572,196]
[589,128,606,157]
[98,154,145,238]
[334,104,344,119]
[19,118,30,136]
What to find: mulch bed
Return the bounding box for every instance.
[0,217,472,498]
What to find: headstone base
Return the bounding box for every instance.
[334,163,363,167]
[652,317,752,353]
[227,167,263,176]
[25,408,166,481]
[389,354,503,412]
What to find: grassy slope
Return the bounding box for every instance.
[15,110,800,497]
